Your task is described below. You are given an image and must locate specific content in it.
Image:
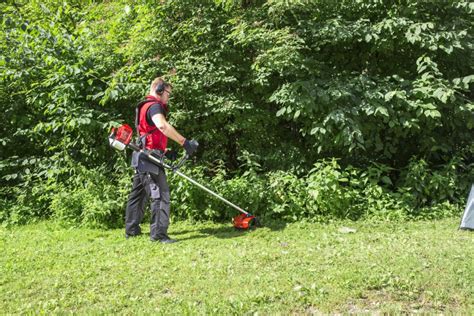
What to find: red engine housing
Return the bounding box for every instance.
[232,213,256,230]
[114,124,133,145]
[109,124,133,151]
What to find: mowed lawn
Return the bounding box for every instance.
[1,218,473,314]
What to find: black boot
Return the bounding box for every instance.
[150,235,177,243]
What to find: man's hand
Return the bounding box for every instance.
[183,139,199,157]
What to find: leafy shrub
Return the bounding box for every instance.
[356,184,410,222]
[1,156,468,227]
[49,185,122,229]
[1,1,472,227]
[48,164,129,228]
[267,170,307,221]
[0,176,53,226]
[397,157,464,208]
[305,159,355,219]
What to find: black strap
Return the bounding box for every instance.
[135,99,150,137]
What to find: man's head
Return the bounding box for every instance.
[150,77,172,104]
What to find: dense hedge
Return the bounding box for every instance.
[1,1,473,227]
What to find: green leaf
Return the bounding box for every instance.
[375,106,389,117]
[294,110,301,119]
[276,107,286,117]
[384,91,397,101]
[462,75,474,84]
[425,109,441,118]
[381,176,392,185]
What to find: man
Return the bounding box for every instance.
[125,77,198,243]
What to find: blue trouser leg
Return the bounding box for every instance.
[149,170,171,240]
[125,169,171,239]
[125,172,147,236]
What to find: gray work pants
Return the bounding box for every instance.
[125,169,171,240]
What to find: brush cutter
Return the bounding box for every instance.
[108,123,260,230]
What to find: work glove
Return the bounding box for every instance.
[164,150,178,161]
[183,139,199,157]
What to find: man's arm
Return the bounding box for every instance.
[151,113,186,145]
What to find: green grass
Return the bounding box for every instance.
[1,218,473,314]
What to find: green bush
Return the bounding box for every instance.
[397,157,466,208]
[166,157,465,223]
[48,164,129,228]
[0,155,467,227]
[1,1,472,226]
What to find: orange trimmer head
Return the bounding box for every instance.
[232,213,260,230]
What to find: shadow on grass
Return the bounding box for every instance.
[171,218,287,241]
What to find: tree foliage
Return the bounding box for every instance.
[0,0,473,225]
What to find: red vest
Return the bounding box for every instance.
[138,96,168,151]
